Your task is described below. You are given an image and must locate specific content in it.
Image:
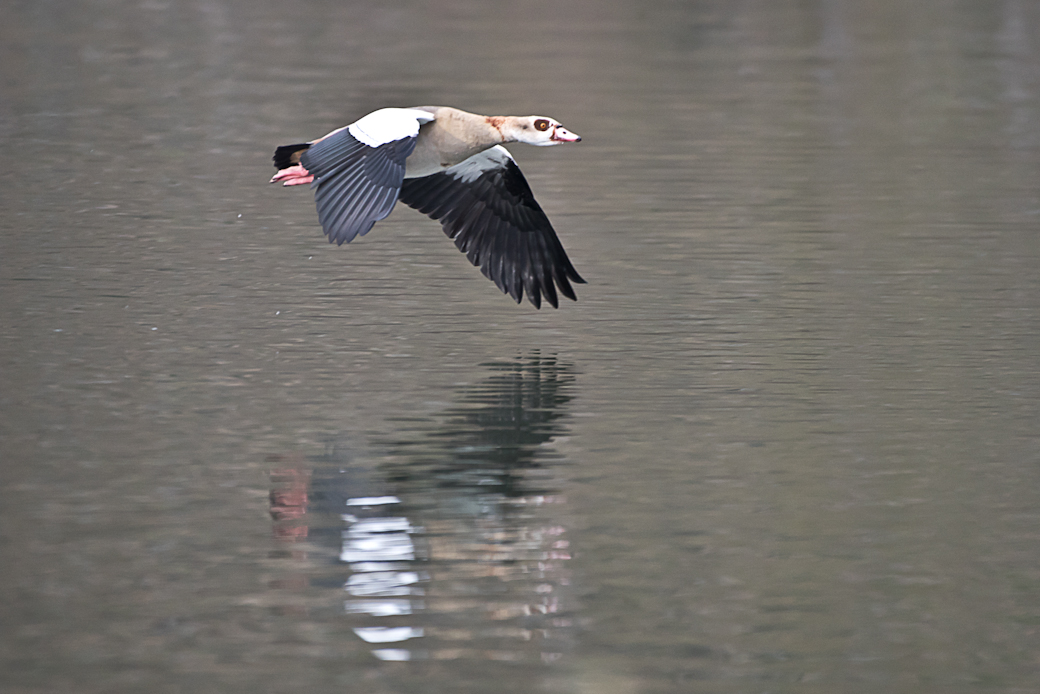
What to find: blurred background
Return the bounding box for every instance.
[2,1,1039,692]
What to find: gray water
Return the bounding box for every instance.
[3,1,1039,693]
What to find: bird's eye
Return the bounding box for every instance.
[534,119,550,131]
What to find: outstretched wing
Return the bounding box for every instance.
[300,108,432,244]
[399,146,584,309]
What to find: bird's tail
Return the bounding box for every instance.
[273,143,312,170]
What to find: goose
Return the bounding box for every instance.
[271,106,584,308]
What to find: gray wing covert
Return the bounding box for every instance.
[301,129,417,244]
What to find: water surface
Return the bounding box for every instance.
[2,1,1039,693]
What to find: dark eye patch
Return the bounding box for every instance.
[534,119,550,131]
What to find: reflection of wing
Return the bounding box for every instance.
[400,147,585,309]
[385,355,576,494]
[449,356,575,469]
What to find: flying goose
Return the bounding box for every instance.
[271,106,584,308]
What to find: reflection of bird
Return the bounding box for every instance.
[268,355,577,664]
[271,106,584,308]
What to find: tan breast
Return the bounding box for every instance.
[404,106,505,179]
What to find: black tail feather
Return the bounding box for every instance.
[273,143,312,170]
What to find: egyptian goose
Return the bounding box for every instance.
[271,106,584,308]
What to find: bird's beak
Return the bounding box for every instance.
[551,125,581,143]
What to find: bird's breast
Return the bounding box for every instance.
[404,124,488,179]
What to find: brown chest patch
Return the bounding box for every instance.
[485,116,507,133]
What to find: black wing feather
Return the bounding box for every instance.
[399,150,584,308]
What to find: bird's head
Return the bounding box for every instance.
[505,116,582,146]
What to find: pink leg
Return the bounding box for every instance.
[270,164,315,186]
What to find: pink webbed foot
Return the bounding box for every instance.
[270,164,314,186]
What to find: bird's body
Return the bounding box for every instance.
[271,106,583,308]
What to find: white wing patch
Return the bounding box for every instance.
[348,108,435,148]
[447,145,515,183]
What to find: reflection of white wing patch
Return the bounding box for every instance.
[354,626,424,643]
[348,108,435,147]
[340,516,416,562]
[448,145,515,183]
[346,496,401,506]
[344,599,415,616]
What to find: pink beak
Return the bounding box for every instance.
[551,125,581,143]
